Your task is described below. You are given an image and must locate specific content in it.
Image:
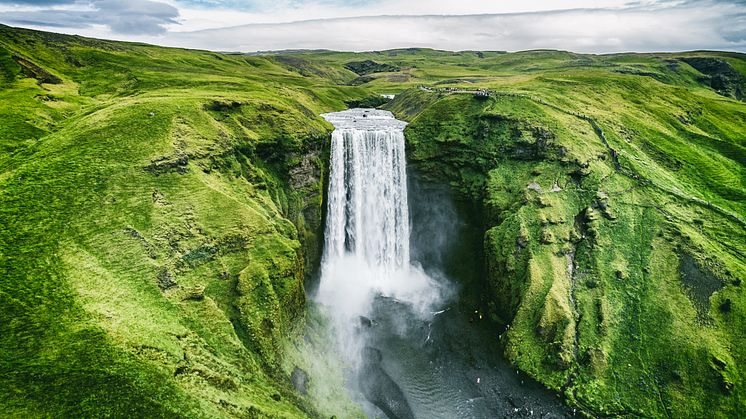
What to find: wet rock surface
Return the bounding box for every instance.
[291,367,308,395]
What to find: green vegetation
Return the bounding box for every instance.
[394,56,745,417]
[0,25,369,418]
[1,24,744,418]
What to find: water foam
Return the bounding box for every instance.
[316,109,442,360]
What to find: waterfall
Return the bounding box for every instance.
[316,109,441,349]
[323,109,410,270]
[310,109,567,419]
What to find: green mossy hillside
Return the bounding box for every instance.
[396,68,745,416]
[0,25,373,418]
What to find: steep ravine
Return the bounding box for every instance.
[297,109,570,419]
[386,89,744,417]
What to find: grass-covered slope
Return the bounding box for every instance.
[390,53,746,417]
[0,25,379,417]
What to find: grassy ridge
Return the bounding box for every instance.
[393,53,745,416]
[0,25,372,417]
[1,24,745,417]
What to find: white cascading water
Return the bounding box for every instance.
[323,109,410,270]
[316,109,441,360]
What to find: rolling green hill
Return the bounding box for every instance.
[1,24,744,418]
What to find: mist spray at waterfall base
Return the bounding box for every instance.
[315,109,449,415]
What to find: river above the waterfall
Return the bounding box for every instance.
[315,109,570,419]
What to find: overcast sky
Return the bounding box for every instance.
[0,0,744,53]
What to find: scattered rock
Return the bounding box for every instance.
[183,285,205,301]
[181,244,217,267]
[123,226,157,259]
[291,367,309,395]
[359,316,374,328]
[719,299,732,313]
[152,189,170,205]
[540,229,555,244]
[35,94,57,102]
[527,182,542,193]
[585,207,599,222]
[144,152,189,175]
[711,355,734,393]
[596,191,609,209]
[123,226,144,240]
[679,253,723,319]
[219,399,237,409]
[246,406,261,418]
[157,268,177,290]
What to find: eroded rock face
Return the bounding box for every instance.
[344,60,400,76]
[12,53,62,84]
[143,152,189,175]
[393,86,743,417]
[681,57,745,100]
[287,135,327,282]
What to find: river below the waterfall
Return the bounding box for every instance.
[315,109,570,419]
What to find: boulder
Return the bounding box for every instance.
[291,367,309,395]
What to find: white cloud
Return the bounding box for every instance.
[0,0,744,52]
[155,2,746,53]
[0,0,178,34]
[164,0,633,30]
